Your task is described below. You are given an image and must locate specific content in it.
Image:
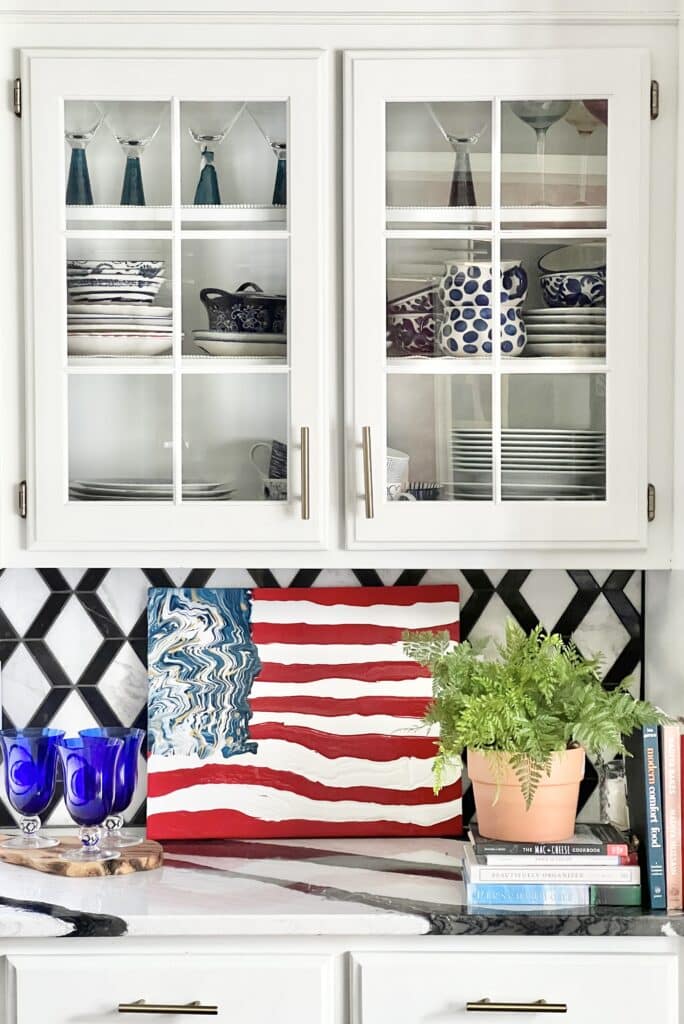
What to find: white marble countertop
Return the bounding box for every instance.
[0,834,680,939]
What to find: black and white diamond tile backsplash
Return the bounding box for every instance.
[0,568,644,829]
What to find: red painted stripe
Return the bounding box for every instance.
[251,585,460,607]
[148,808,463,841]
[248,723,438,760]
[251,621,459,645]
[256,661,431,683]
[249,696,432,718]
[148,763,461,805]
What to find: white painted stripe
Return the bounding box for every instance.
[255,642,416,664]
[250,712,433,735]
[148,745,457,790]
[148,783,462,826]
[251,599,460,628]
[163,854,465,906]
[251,678,433,699]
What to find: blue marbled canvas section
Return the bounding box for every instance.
[148,588,260,760]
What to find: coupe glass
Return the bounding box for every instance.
[0,728,64,849]
[510,100,571,206]
[57,735,123,862]
[106,102,164,207]
[583,99,608,126]
[65,101,103,206]
[247,104,287,206]
[80,727,144,848]
[427,103,489,207]
[189,102,245,205]
[564,101,602,206]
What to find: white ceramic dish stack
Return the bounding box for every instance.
[69,479,236,501]
[192,330,287,358]
[449,428,606,500]
[522,307,606,358]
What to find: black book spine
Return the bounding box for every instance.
[624,725,666,910]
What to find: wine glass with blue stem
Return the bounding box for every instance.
[65,101,103,206]
[0,728,64,849]
[246,103,287,206]
[57,735,123,862]
[106,101,164,207]
[80,727,144,848]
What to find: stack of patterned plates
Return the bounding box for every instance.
[449,429,606,500]
[68,260,171,356]
[69,479,235,502]
[522,308,606,358]
[192,330,287,358]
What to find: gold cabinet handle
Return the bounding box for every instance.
[300,425,310,520]
[466,999,567,1014]
[362,425,374,519]
[118,1000,218,1016]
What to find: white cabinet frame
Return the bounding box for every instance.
[22,48,329,551]
[345,49,650,551]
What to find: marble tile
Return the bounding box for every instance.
[0,570,50,636]
[44,597,103,683]
[98,568,149,634]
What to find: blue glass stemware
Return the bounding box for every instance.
[80,727,144,848]
[57,736,123,862]
[0,728,64,848]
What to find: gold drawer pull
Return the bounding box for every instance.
[466,999,567,1014]
[118,1000,218,1015]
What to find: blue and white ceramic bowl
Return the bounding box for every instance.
[538,242,606,308]
[438,261,528,307]
[386,312,435,355]
[386,284,435,316]
[437,305,526,357]
[539,270,606,308]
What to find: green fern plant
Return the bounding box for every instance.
[404,620,667,808]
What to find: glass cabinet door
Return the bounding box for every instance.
[346,49,649,549]
[23,50,326,549]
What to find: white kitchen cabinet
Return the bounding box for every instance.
[345,49,651,551]
[5,952,335,1023]
[21,49,328,551]
[351,950,679,1023]
[9,28,676,566]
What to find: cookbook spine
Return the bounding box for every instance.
[625,725,666,910]
[661,723,683,910]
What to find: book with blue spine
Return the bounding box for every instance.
[465,882,589,907]
[625,724,666,909]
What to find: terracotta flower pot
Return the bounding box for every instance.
[468,747,586,843]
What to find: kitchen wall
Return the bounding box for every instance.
[0,567,643,829]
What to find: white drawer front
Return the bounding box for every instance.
[351,951,678,1024]
[7,953,333,1024]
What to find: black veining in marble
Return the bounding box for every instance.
[161,846,684,938]
[0,895,127,937]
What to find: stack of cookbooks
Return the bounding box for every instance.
[463,824,641,908]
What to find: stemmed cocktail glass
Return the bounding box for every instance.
[510,101,571,206]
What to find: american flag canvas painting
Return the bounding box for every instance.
[146,585,461,840]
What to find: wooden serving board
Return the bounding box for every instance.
[0,835,163,877]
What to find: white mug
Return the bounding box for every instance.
[386,447,410,487]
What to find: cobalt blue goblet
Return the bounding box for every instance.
[57,736,123,862]
[0,728,65,849]
[80,727,144,848]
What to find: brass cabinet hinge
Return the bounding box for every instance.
[651,80,659,120]
[12,78,21,118]
[17,480,27,519]
[647,482,656,522]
